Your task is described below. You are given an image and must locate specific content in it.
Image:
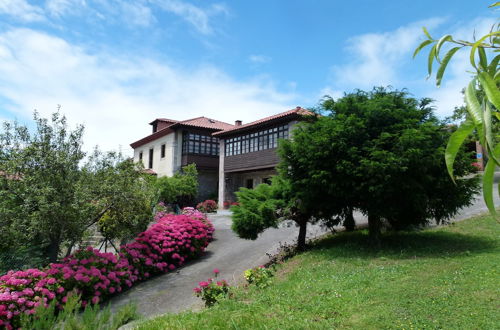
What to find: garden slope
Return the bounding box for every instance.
[138,215,500,329]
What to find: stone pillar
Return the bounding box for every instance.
[218,139,226,210]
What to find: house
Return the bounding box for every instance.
[130,107,313,207]
[130,116,235,200]
[213,107,312,208]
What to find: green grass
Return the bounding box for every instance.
[137,216,500,329]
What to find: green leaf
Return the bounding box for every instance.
[470,31,500,69]
[488,54,500,77]
[478,47,488,71]
[489,2,500,8]
[445,119,475,182]
[413,39,434,58]
[422,26,432,39]
[464,79,485,144]
[478,71,500,111]
[427,43,437,79]
[483,143,500,216]
[436,47,461,86]
[435,34,453,60]
[483,102,500,168]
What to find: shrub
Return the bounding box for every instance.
[47,247,136,307]
[120,214,214,279]
[196,200,218,213]
[244,266,275,288]
[0,212,214,328]
[154,202,174,222]
[0,268,67,329]
[193,269,230,307]
[155,164,198,207]
[182,207,215,239]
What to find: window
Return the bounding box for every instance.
[148,148,154,169]
[225,124,289,157]
[139,151,143,161]
[182,132,219,156]
[161,144,166,158]
[246,179,254,189]
[262,177,272,185]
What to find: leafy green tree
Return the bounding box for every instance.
[231,183,281,240]
[83,150,157,247]
[0,112,156,264]
[280,88,478,242]
[155,163,198,208]
[232,88,479,246]
[414,2,500,214]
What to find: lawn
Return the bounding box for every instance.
[137,215,499,329]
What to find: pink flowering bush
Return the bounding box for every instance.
[0,268,65,329]
[0,212,214,329]
[120,214,213,279]
[154,202,174,222]
[47,247,136,307]
[196,200,218,213]
[182,207,215,240]
[193,269,230,307]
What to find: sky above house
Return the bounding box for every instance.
[0,0,497,155]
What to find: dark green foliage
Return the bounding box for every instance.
[86,151,157,242]
[279,87,479,240]
[231,183,280,240]
[0,111,156,264]
[155,164,198,207]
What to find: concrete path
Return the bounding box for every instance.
[109,185,497,321]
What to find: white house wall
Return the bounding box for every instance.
[133,133,177,177]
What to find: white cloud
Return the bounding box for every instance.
[0,0,45,22]
[324,16,497,117]
[249,55,271,64]
[45,0,85,17]
[151,0,227,35]
[119,1,155,27]
[0,28,295,156]
[330,17,445,89]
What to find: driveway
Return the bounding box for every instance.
[109,187,496,320]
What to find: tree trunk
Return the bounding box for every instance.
[297,220,308,251]
[343,207,355,232]
[368,214,381,246]
[46,239,61,263]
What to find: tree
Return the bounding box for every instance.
[281,88,478,242]
[155,163,198,208]
[232,88,479,247]
[82,150,157,247]
[414,2,500,215]
[0,111,156,264]
[231,175,314,251]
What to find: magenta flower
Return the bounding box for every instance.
[213,268,220,274]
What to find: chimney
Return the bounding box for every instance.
[235,120,242,126]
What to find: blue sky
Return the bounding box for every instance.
[0,0,497,154]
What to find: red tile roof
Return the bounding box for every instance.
[130,116,234,149]
[170,116,235,131]
[148,118,178,125]
[213,107,314,137]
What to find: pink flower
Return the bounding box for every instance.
[213,268,220,274]
[199,281,209,288]
[193,287,201,293]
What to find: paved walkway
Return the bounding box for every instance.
[109,187,498,322]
